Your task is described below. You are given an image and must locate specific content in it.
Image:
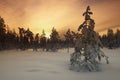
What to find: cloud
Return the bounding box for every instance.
[0,0,120,35]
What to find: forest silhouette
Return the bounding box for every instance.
[0,14,120,51]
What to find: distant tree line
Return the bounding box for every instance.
[0,17,120,51]
[100,29,120,49]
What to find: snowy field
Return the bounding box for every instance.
[0,48,120,80]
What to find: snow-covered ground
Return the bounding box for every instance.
[0,48,120,80]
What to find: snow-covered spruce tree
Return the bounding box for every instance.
[70,6,109,72]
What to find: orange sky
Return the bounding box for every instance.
[0,0,120,35]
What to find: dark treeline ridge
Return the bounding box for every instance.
[100,29,120,49]
[0,17,120,51]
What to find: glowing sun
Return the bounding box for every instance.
[45,33,50,39]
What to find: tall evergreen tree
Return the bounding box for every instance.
[33,33,39,51]
[0,17,6,50]
[6,28,18,49]
[25,28,34,48]
[64,28,73,52]
[40,30,46,51]
[50,27,59,51]
[101,34,107,47]
[115,29,120,47]
[107,29,114,49]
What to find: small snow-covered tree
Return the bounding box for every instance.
[70,6,109,72]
